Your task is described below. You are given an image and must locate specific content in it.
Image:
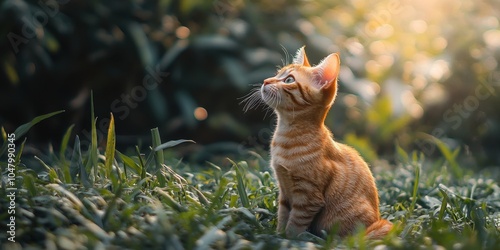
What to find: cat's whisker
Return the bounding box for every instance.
[239,87,264,113]
[263,105,274,119]
[272,87,281,109]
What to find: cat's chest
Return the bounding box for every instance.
[273,164,295,193]
[270,137,318,167]
[270,145,293,168]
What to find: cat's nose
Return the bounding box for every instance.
[263,78,274,85]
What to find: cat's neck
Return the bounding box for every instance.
[275,111,328,133]
[273,110,340,157]
[275,107,329,127]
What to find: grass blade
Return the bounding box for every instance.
[0,110,65,156]
[155,187,187,212]
[151,128,163,171]
[104,113,116,178]
[14,137,26,165]
[135,146,147,180]
[86,91,98,184]
[227,158,250,208]
[56,126,73,184]
[438,188,449,221]
[1,126,6,142]
[435,141,462,178]
[102,183,123,229]
[418,133,462,178]
[35,156,58,182]
[47,183,84,210]
[59,124,75,161]
[154,139,195,151]
[408,161,420,218]
[395,142,409,164]
[12,110,65,138]
[70,136,90,187]
[23,173,37,197]
[117,150,141,175]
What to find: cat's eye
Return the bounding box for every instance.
[283,76,295,84]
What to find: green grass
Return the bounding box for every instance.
[1,112,499,249]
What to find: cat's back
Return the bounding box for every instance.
[326,142,378,193]
[324,141,380,212]
[306,141,381,236]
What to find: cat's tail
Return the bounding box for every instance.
[365,219,392,239]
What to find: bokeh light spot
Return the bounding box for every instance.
[432,37,448,51]
[194,107,208,121]
[176,26,190,39]
[297,19,315,35]
[483,29,500,48]
[378,54,394,68]
[429,59,450,80]
[409,103,424,119]
[410,20,427,34]
[343,94,358,107]
[366,60,382,74]
[369,40,386,55]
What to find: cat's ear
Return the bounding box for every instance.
[292,46,310,67]
[312,53,340,89]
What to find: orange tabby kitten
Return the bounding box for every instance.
[244,47,392,239]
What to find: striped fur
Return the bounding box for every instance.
[260,47,392,239]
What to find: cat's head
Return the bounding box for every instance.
[260,46,340,117]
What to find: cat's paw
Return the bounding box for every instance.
[285,225,303,239]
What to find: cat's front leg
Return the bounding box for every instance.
[285,188,324,238]
[277,195,290,234]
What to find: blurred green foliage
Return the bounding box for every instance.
[1,0,499,167]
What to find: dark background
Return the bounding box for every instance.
[1,0,499,168]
